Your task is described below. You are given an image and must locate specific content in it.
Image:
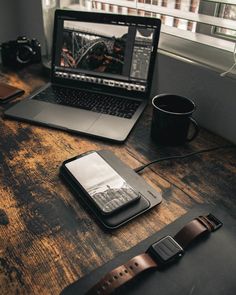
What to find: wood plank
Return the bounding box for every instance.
[0,64,235,294]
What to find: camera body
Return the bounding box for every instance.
[1,36,41,67]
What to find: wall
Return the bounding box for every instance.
[0,0,19,42]
[16,0,45,47]
[0,0,235,144]
[153,53,236,144]
[0,0,45,51]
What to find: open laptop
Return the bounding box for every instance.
[5,10,161,142]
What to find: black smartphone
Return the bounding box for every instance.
[62,151,141,215]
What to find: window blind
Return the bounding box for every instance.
[74,0,236,52]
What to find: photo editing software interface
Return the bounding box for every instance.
[54,18,157,92]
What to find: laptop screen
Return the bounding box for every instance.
[53,11,160,95]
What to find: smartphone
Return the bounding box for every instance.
[63,151,141,215]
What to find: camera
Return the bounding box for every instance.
[1,36,41,67]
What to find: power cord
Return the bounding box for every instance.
[220,42,236,77]
[134,144,235,173]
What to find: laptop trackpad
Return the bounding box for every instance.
[34,104,100,131]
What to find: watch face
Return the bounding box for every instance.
[148,235,184,264]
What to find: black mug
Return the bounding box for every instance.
[151,94,199,145]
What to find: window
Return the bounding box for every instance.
[54,1,235,49]
[215,3,236,39]
[42,0,236,74]
[196,1,236,42]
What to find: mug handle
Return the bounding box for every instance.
[187,117,199,142]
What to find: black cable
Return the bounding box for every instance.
[134,144,235,173]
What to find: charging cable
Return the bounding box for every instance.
[134,144,235,173]
[220,42,236,77]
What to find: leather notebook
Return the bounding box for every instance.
[0,81,24,103]
[61,204,236,295]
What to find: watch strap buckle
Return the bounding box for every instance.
[205,213,223,231]
[197,213,223,232]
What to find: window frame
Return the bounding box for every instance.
[55,0,236,77]
[159,32,236,78]
[158,0,236,78]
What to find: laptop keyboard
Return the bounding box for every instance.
[33,86,141,119]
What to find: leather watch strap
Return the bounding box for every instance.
[174,218,209,249]
[87,214,222,295]
[174,215,221,249]
[87,253,157,295]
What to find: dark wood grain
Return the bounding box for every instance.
[0,64,235,295]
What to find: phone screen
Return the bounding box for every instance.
[65,152,140,214]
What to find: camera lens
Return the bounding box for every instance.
[16,45,33,64]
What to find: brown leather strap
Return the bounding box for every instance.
[87,253,157,295]
[87,214,221,295]
[174,217,209,249]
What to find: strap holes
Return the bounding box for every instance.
[114,275,118,280]
[134,262,139,267]
[108,279,113,283]
[119,272,123,276]
[124,269,128,273]
[129,266,133,270]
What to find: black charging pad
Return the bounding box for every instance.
[60,150,162,230]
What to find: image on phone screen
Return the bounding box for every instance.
[65,152,140,214]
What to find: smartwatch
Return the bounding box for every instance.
[87,214,222,295]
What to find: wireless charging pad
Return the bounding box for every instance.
[60,150,162,230]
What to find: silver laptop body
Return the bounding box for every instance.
[5,10,161,142]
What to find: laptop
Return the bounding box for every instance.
[5,10,161,142]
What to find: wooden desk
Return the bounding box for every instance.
[0,65,235,295]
